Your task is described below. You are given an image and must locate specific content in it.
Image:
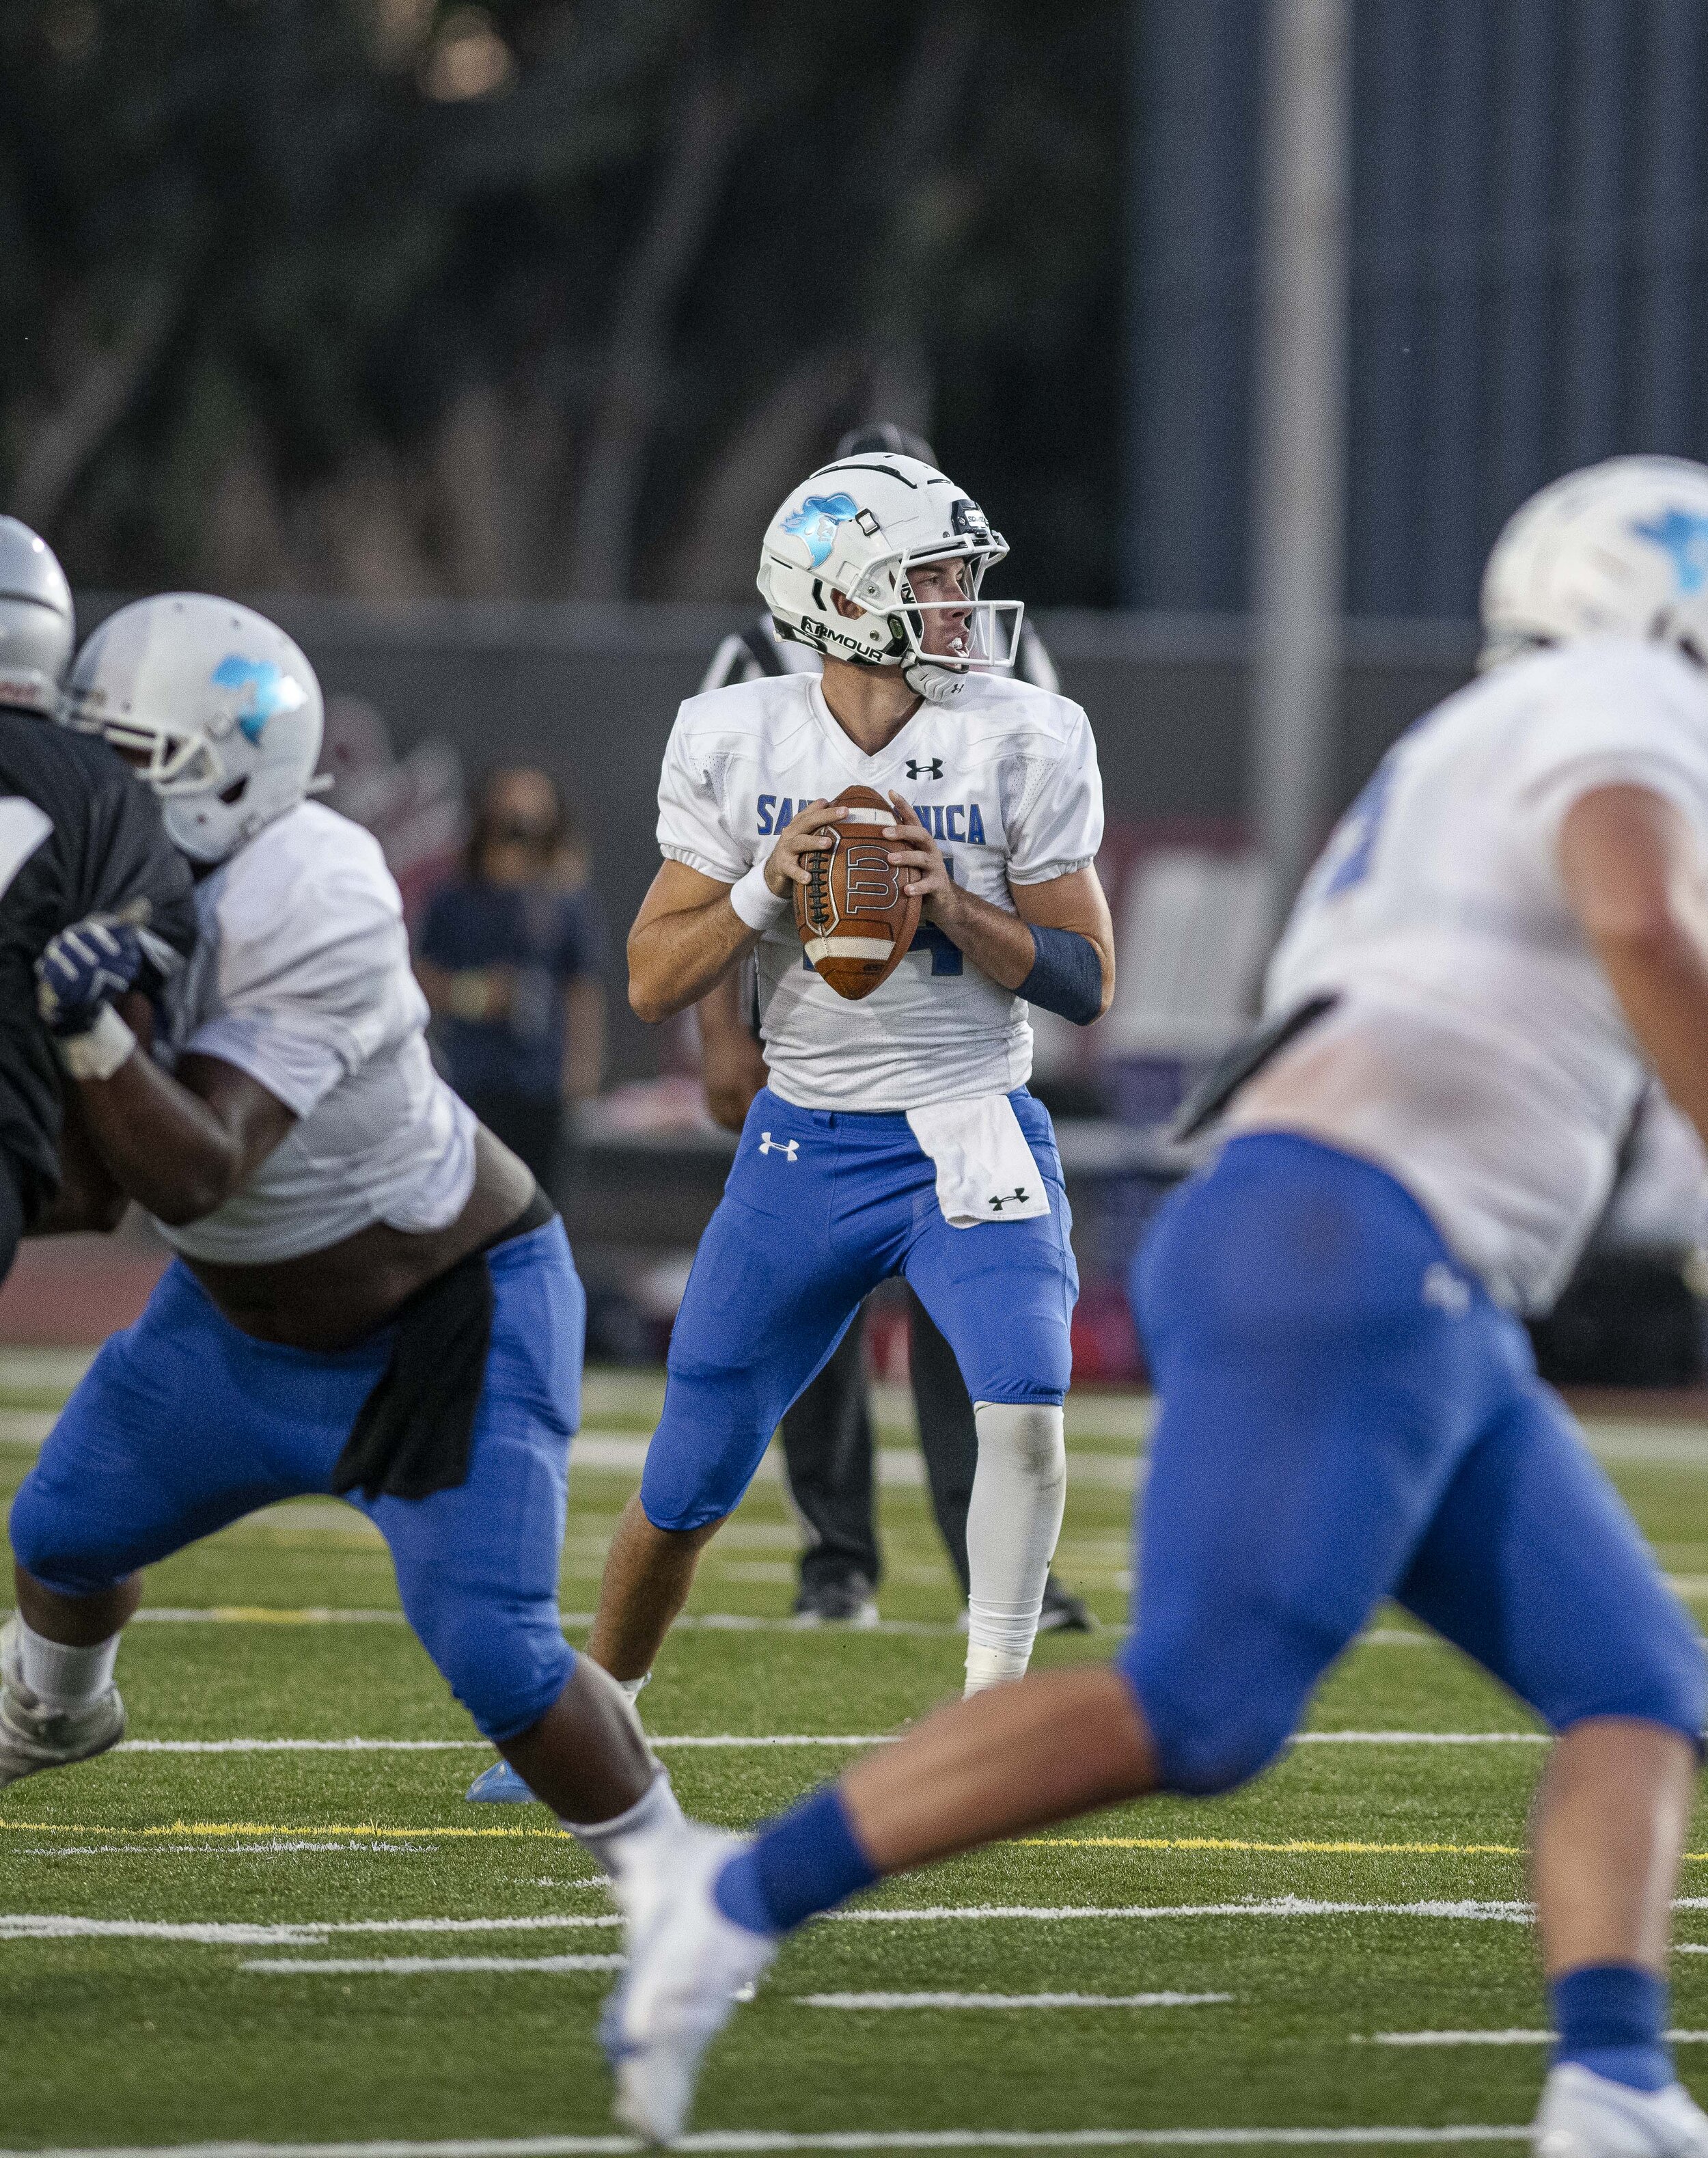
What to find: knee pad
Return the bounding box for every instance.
[6,1473,121,1599]
[1119,1607,1332,1797]
[409,1595,575,1745]
[639,1369,775,1533]
[1551,1596,1708,1752]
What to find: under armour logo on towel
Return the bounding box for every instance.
[758,1132,799,1161]
[905,759,943,780]
[1421,1261,1470,1317]
[987,1186,1030,1212]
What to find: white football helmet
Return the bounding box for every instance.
[0,519,74,719]
[1480,454,1708,671]
[757,453,1021,705]
[63,594,325,863]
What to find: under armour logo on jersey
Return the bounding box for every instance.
[758,1132,799,1161]
[988,1186,1030,1212]
[1421,1261,1471,1317]
[906,759,943,781]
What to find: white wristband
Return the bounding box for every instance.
[730,862,788,933]
[55,1004,137,1082]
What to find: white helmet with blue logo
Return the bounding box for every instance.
[757,452,1019,705]
[64,593,325,862]
[1481,455,1708,672]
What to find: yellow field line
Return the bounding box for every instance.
[2,1818,1705,1859]
[0,1816,560,1840]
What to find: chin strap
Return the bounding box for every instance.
[903,659,969,705]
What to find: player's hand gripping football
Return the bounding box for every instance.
[762,799,849,897]
[36,913,149,1038]
[882,794,959,925]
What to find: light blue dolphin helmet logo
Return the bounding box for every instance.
[782,491,861,569]
[211,654,307,745]
[1631,506,1708,597]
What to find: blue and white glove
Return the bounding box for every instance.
[36,915,146,1080]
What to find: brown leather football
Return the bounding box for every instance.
[793,784,922,1000]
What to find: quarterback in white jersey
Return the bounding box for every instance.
[605,460,1708,2157]
[4,594,685,1902]
[587,452,1113,1710]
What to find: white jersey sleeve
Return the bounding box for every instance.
[188,842,409,1117]
[1506,639,1708,847]
[657,707,751,885]
[1004,703,1104,884]
[159,802,476,1266]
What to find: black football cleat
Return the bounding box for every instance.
[1038,1574,1098,1634]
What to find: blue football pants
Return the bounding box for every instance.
[642,1086,1078,1532]
[1122,1133,1706,1794]
[8,1220,583,1743]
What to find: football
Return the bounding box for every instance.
[793,783,922,1000]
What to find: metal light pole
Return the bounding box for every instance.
[1250,0,1353,913]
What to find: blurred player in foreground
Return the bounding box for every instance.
[590,449,1112,1715]
[697,421,1091,1637]
[0,521,195,1266]
[605,456,1708,2156]
[1,595,674,1896]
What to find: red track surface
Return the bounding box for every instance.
[0,1231,167,1346]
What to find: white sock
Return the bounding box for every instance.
[560,1764,685,1879]
[14,1619,121,1710]
[963,1402,1066,1695]
[619,1674,649,1706]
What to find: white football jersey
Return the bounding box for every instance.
[657,671,1103,1110]
[1246,636,1708,1311]
[155,800,477,1265]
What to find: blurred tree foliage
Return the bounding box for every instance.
[0,0,1121,605]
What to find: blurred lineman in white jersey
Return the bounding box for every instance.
[603,458,1708,2155]
[586,448,1114,1740]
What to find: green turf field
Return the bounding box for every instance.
[4,1357,1708,2152]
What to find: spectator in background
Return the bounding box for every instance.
[415,769,605,1194]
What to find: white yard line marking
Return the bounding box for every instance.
[1293,1733,1545,1747]
[20,1844,439,1857]
[0,1915,618,1943]
[1369,2030,1708,2048]
[832,1898,1533,1924]
[0,1899,1549,1945]
[107,1730,1552,1753]
[240,1954,624,1976]
[799,1992,1232,2010]
[0,2127,1537,2153]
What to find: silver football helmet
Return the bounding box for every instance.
[757,453,1021,705]
[64,594,325,863]
[0,519,74,718]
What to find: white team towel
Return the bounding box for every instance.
[906,1093,1051,1229]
